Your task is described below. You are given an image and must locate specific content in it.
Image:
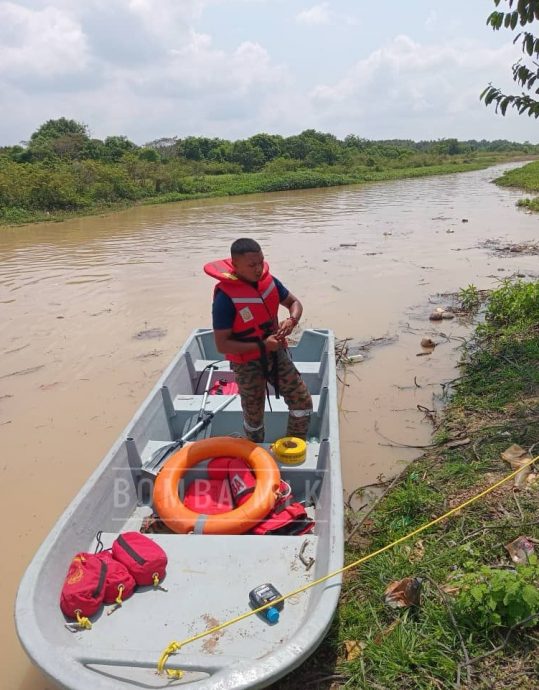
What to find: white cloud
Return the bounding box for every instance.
[309,35,523,138]
[0,0,289,142]
[296,3,331,26]
[0,2,89,77]
[295,2,359,29]
[0,2,536,144]
[132,32,286,101]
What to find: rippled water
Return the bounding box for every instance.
[1,163,538,688]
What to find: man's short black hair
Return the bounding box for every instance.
[230,238,261,256]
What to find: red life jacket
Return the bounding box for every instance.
[206,457,315,536]
[204,258,280,364]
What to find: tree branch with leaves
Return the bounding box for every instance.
[482,0,539,117]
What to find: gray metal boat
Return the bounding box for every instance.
[16,328,343,689]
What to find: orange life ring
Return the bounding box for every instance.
[153,436,281,535]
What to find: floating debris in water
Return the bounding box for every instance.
[481,239,539,256]
[420,337,436,349]
[133,328,167,340]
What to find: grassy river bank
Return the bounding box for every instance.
[278,278,539,690]
[0,152,532,227]
[495,160,539,212]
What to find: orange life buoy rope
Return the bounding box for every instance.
[153,437,281,535]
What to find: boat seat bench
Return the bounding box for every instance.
[193,359,323,375]
[165,393,324,455]
[192,358,325,389]
[173,394,321,414]
[139,444,328,511]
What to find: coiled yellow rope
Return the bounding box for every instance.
[157,454,539,677]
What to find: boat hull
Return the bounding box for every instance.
[16,328,343,689]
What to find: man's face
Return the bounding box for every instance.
[232,251,264,283]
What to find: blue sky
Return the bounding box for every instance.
[0,0,536,145]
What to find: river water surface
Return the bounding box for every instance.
[1,163,538,688]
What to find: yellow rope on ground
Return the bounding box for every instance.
[157,454,539,676]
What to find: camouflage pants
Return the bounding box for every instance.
[231,349,313,443]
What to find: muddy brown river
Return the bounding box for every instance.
[1,163,538,687]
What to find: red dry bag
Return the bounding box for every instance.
[96,550,136,606]
[60,552,107,621]
[111,532,167,587]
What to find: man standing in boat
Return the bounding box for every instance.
[204,238,312,443]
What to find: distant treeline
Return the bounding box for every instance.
[1,117,537,223]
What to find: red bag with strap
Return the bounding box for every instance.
[60,552,107,620]
[96,550,136,606]
[111,532,167,587]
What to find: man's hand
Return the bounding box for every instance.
[264,334,282,352]
[275,317,296,340]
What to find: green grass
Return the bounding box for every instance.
[0,153,521,227]
[454,280,539,410]
[517,197,539,212]
[495,160,539,213]
[454,339,539,410]
[276,278,539,690]
[495,160,539,193]
[137,157,518,203]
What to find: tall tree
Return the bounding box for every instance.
[30,118,89,142]
[101,135,137,162]
[482,0,539,117]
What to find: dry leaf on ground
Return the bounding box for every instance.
[343,640,365,661]
[384,577,422,608]
[501,444,533,488]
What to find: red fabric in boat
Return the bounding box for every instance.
[202,458,315,535]
[209,379,239,396]
[207,457,256,505]
[206,456,233,480]
[184,478,234,514]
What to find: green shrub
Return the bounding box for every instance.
[455,558,539,629]
[484,279,539,330]
[458,284,481,311]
